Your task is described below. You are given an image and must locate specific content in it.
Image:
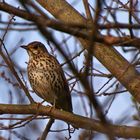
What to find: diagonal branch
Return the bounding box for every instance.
[0,2,140,48]
[40,118,55,140]
[36,0,140,103]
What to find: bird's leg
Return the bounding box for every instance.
[36,100,46,110]
[31,100,46,118]
[48,99,56,113]
[53,98,56,108]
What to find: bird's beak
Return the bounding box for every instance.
[21,45,28,50]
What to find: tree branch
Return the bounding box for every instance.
[0,2,140,48]
[0,104,140,139]
[36,0,140,103]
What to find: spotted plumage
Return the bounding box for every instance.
[21,41,72,112]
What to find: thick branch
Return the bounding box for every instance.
[0,2,140,48]
[0,104,140,139]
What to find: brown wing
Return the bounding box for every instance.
[57,68,73,112]
[49,55,73,112]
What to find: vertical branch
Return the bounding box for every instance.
[129,0,134,37]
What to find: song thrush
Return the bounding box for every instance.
[21,41,72,112]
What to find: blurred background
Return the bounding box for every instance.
[0,0,140,140]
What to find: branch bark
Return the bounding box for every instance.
[0,104,140,139]
[0,2,140,47]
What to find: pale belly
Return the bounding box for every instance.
[28,70,57,104]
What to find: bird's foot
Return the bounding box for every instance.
[47,105,56,113]
[34,100,46,110]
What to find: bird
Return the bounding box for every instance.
[21,41,73,113]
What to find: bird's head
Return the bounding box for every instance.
[21,41,48,58]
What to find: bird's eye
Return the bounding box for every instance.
[34,45,38,49]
